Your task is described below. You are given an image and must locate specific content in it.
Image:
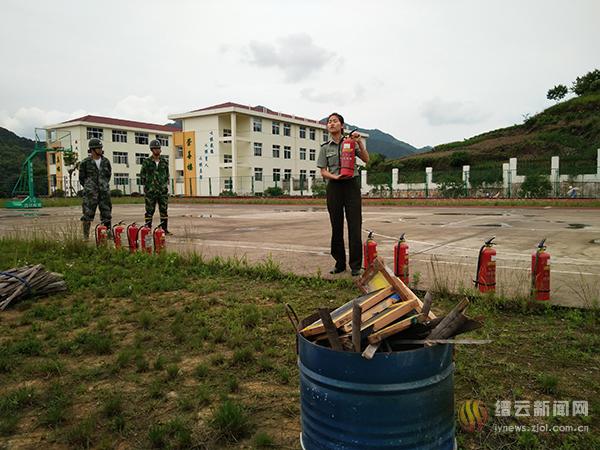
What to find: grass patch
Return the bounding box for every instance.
[0,236,598,448]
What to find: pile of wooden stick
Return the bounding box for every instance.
[293,257,486,359]
[0,264,66,310]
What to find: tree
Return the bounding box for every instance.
[571,69,600,96]
[62,150,79,197]
[519,174,551,198]
[546,84,568,102]
[449,151,470,168]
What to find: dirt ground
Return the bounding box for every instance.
[1,203,599,308]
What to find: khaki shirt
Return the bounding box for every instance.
[316,139,360,177]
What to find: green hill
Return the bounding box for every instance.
[370,93,600,185]
[0,127,46,197]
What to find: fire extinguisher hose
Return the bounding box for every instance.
[473,244,485,287]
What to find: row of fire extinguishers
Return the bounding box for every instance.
[93,221,166,254]
[362,232,551,301]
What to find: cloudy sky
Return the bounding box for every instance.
[1,0,598,148]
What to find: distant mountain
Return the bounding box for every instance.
[376,93,600,180]
[320,118,428,159]
[0,127,45,197]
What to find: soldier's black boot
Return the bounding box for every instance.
[82,221,91,240]
[162,219,171,235]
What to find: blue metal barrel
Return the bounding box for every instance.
[299,334,455,449]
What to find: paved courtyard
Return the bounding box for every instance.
[1,203,599,308]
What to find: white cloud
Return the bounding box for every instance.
[0,107,87,139]
[421,98,490,126]
[246,33,338,82]
[300,83,366,105]
[111,95,171,125]
[0,95,171,139]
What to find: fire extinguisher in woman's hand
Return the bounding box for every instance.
[339,129,360,178]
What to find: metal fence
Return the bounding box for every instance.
[2,173,600,199]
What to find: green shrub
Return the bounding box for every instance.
[110,189,123,197]
[263,186,283,197]
[519,174,552,198]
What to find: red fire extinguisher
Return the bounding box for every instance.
[153,223,166,254]
[394,233,410,284]
[138,224,153,254]
[112,221,126,250]
[531,238,550,301]
[95,223,108,247]
[340,129,359,177]
[127,222,139,253]
[363,230,378,269]
[474,237,496,293]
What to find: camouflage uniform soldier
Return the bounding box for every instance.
[140,139,170,234]
[79,138,112,239]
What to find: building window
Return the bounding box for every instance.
[272,144,280,158]
[254,167,263,181]
[112,129,127,143]
[49,154,56,164]
[136,173,142,186]
[309,128,316,140]
[223,128,232,137]
[114,173,129,186]
[135,153,149,165]
[176,170,184,183]
[309,148,316,161]
[156,134,169,146]
[135,132,149,145]
[224,154,232,163]
[50,174,57,187]
[323,131,329,142]
[176,146,183,158]
[224,178,233,190]
[284,146,291,159]
[310,170,316,179]
[273,168,281,182]
[299,148,306,160]
[163,155,169,165]
[284,169,291,181]
[299,126,306,139]
[254,142,262,156]
[272,121,280,135]
[252,117,262,132]
[87,127,103,140]
[113,152,128,164]
[300,169,307,179]
[283,123,291,136]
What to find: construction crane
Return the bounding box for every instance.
[5,128,73,209]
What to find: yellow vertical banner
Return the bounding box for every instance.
[182,131,196,196]
[55,153,63,190]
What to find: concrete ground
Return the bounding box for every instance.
[1,203,599,308]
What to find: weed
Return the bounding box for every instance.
[276,367,291,385]
[210,399,250,442]
[166,364,180,380]
[227,376,239,393]
[193,363,209,379]
[65,415,96,448]
[148,418,192,449]
[253,431,275,448]
[11,333,43,356]
[154,355,166,371]
[536,373,559,394]
[137,310,154,330]
[196,385,211,406]
[101,392,123,417]
[41,383,71,427]
[72,331,114,355]
[232,347,254,365]
[0,387,36,415]
[0,416,19,436]
[241,304,261,328]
